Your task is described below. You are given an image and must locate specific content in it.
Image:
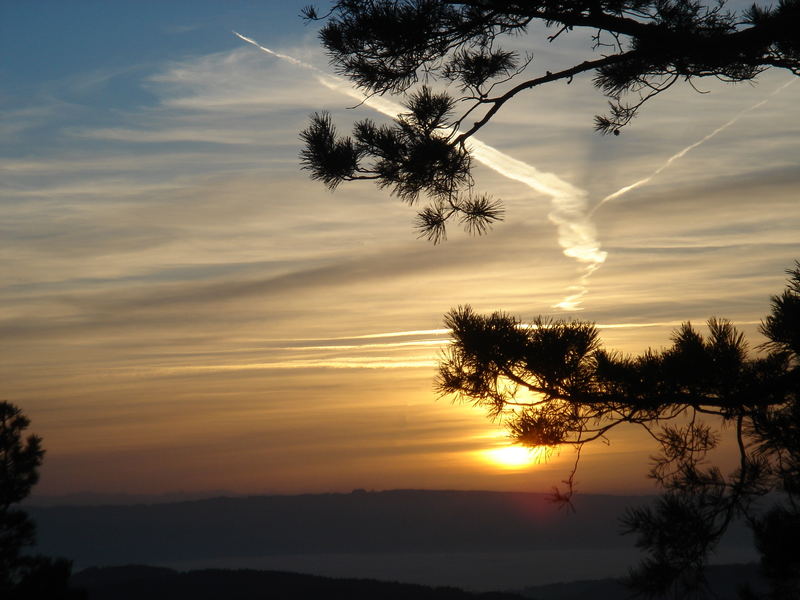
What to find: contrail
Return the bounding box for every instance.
[233,32,308,67]
[234,31,604,310]
[155,317,763,373]
[592,79,795,213]
[464,139,605,310]
[266,317,754,343]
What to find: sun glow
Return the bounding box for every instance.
[482,445,549,470]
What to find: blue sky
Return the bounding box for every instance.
[2,1,799,497]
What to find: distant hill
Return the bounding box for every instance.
[30,489,756,590]
[71,565,525,600]
[28,489,657,562]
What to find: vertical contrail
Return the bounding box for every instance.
[234,32,605,310]
[463,140,605,310]
[592,79,795,213]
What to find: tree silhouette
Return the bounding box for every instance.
[0,401,84,599]
[436,263,800,598]
[300,3,800,596]
[301,0,799,240]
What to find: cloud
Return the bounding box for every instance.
[0,153,259,173]
[1,222,552,327]
[74,126,278,145]
[148,47,338,112]
[4,23,799,497]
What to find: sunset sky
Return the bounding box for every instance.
[2,1,799,498]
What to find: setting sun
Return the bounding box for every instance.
[482,445,548,469]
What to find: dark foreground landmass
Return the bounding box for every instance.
[72,563,764,600]
[71,565,525,600]
[519,563,765,599]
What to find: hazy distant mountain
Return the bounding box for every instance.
[25,490,238,506]
[31,489,756,591]
[29,489,646,561]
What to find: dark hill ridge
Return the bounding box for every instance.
[71,563,766,600]
[71,565,526,600]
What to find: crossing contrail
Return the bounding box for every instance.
[592,79,795,213]
[234,31,605,311]
[234,32,789,312]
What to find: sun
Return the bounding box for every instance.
[482,445,548,470]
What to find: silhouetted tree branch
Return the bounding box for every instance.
[301,0,799,239]
[0,401,85,599]
[436,263,800,598]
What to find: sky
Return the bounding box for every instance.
[2,1,799,498]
